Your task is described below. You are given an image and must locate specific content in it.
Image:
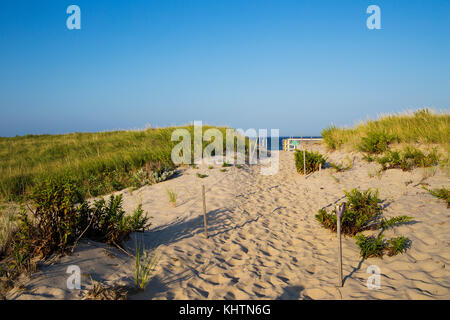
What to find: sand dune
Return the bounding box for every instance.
[7,146,450,300]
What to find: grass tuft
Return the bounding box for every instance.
[423,186,450,208]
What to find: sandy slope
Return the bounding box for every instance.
[7,146,450,300]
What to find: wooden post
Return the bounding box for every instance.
[303,146,306,175]
[336,203,345,287]
[202,185,208,239]
[319,163,322,172]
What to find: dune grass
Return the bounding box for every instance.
[0,125,236,202]
[321,109,450,157]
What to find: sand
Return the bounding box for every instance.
[6,146,450,300]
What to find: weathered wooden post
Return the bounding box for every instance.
[303,146,306,175]
[319,163,322,172]
[336,203,346,287]
[202,185,208,239]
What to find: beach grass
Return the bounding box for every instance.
[0,125,236,202]
[321,109,449,157]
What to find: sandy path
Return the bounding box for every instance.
[8,147,450,299]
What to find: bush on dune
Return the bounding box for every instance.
[1,177,151,281]
[295,150,326,174]
[316,188,414,259]
[376,147,439,171]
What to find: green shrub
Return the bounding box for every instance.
[30,176,86,257]
[196,173,208,178]
[317,188,413,259]
[88,195,150,245]
[381,216,414,229]
[358,132,396,154]
[295,150,326,175]
[9,208,35,271]
[222,162,232,168]
[355,234,411,259]
[315,189,382,235]
[355,234,387,259]
[376,147,439,171]
[386,236,411,256]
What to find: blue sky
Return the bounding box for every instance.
[0,0,449,137]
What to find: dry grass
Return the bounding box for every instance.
[166,188,177,207]
[321,109,449,160]
[0,125,233,201]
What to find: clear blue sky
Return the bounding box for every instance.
[0,0,449,137]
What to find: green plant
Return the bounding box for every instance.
[380,216,413,229]
[30,176,86,257]
[196,173,208,179]
[131,168,152,188]
[236,164,243,169]
[166,189,177,207]
[134,238,158,290]
[222,162,232,168]
[377,147,440,171]
[9,208,35,271]
[208,165,214,169]
[362,154,376,163]
[317,188,414,259]
[315,189,383,235]
[358,132,396,154]
[150,166,176,184]
[423,186,450,208]
[321,125,344,150]
[88,195,150,246]
[220,169,227,172]
[355,234,387,259]
[0,211,16,258]
[330,159,353,172]
[294,150,326,175]
[386,236,411,256]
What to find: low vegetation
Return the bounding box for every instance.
[134,238,158,290]
[354,234,412,259]
[0,177,150,291]
[166,189,177,207]
[321,109,449,168]
[376,147,439,171]
[196,173,208,179]
[316,188,413,259]
[423,186,450,208]
[294,150,326,175]
[0,125,235,201]
[322,109,449,150]
[329,156,353,172]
